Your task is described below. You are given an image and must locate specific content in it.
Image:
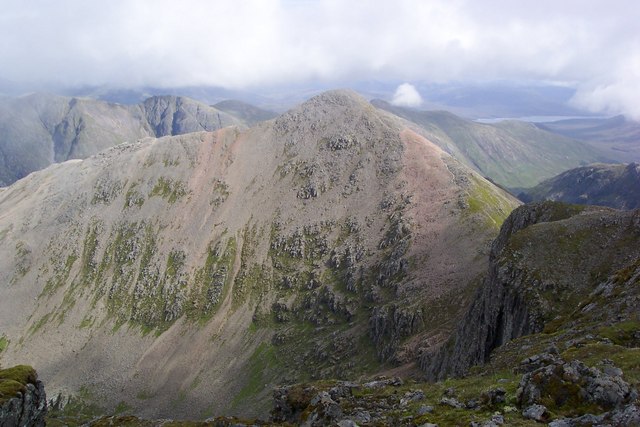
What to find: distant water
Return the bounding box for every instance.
[475,115,610,124]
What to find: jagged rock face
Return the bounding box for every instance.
[0,381,46,427]
[0,90,518,418]
[423,201,640,380]
[0,94,244,186]
[519,162,640,210]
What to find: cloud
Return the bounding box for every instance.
[391,83,423,107]
[0,0,638,117]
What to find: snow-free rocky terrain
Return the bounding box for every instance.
[0,90,518,418]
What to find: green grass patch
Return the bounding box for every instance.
[597,320,640,346]
[231,342,278,409]
[47,385,106,426]
[150,177,187,203]
[29,312,52,335]
[466,175,515,230]
[113,401,132,415]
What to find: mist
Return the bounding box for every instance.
[1,0,638,118]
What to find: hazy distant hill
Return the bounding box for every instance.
[519,162,640,209]
[537,115,640,161]
[0,94,248,186]
[213,100,278,125]
[372,100,613,189]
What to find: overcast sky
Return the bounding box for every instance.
[1,0,639,117]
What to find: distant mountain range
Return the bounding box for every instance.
[0,80,608,119]
[1,93,621,190]
[537,115,640,161]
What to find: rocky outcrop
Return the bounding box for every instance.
[516,353,639,427]
[271,378,429,426]
[0,366,47,427]
[422,202,587,379]
[422,201,640,380]
[516,353,636,411]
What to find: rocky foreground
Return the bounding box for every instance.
[43,349,639,426]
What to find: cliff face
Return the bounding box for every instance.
[423,201,640,380]
[0,366,47,427]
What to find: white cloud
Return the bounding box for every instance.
[0,0,638,117]
[391,83,423,107]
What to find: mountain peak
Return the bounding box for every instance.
[304,88,367,106]
[273,89,383,139]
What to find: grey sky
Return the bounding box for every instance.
[1,0,639,117]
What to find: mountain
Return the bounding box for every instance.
[372,100,613,189]
[0,90,519,419]
[213,100,278,125]
[0,94,245,186]
[519,163,640,209]
[537,115,640,161]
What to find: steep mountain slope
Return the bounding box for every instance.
[372,100,614,189]
[424,201,640,380]
[519,163,640,209]
[0,94,244,186]
[538,115,640,161]
[0,90,519,419]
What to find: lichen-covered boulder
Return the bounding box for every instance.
[516,354,635,412]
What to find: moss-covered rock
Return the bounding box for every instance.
[0,365,47,426]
